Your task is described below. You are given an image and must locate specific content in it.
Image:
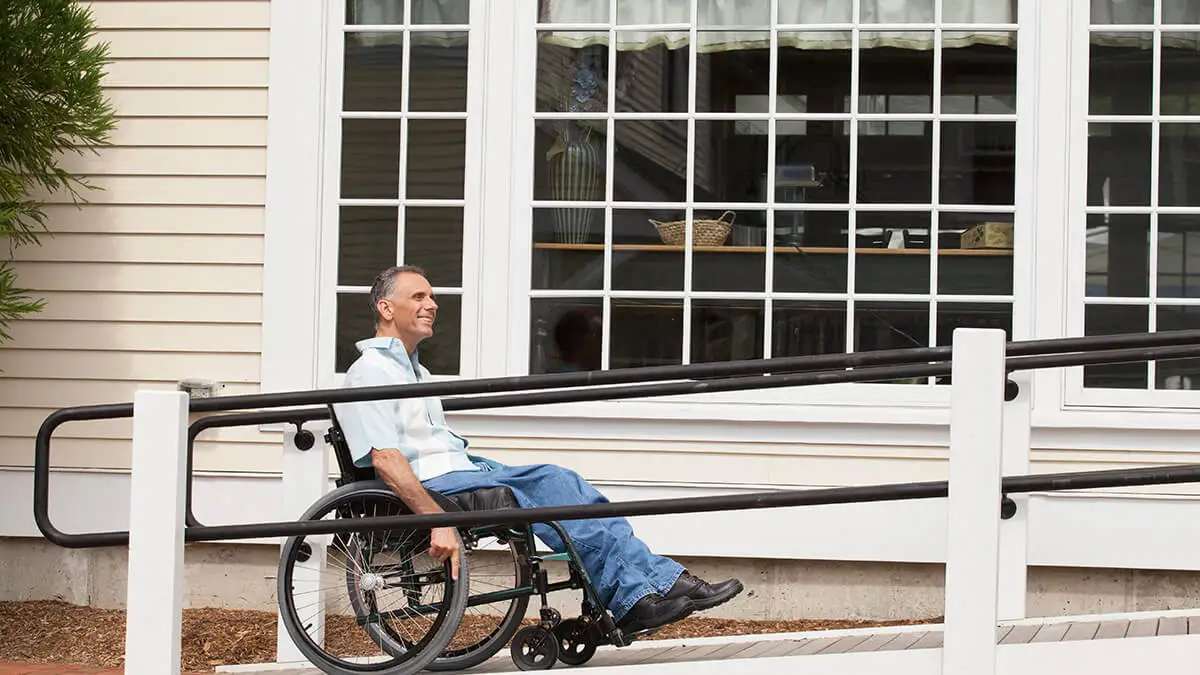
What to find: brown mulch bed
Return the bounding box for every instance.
[0,600,940,672]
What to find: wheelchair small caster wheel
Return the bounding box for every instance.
[511,625,558,670]
[554,619,598,666]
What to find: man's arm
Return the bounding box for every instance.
[371,446,461,579]
[371,447,442,514]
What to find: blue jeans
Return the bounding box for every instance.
[421,460,685,621]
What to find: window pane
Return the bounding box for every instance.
[409,34,469,112]
[347,0,404,25]
[1084,304,1149,389]
[530,298,603,374]
[406,119,465,200]
[855,302,930,353]
[336,292,374,372]
[532,208,604,290]
[860,0,934,23]
[341,119,400,199]
[860,32,934,110]
[1159,124,1200,207]
[411,0,469,25]
[936,302,1012,345]
[1163,3,1200,24]
[777,0,850,24]
[1158,214,1200,298]
[855,212,931,295]
[1091,0,1152,24]
[855,301,930,383]
[337,290,459,374]
[693,210,765,293]
[339,206,397,287]
[615,34,687,113]
[698,3,768,26]
[772,301,847,358]
[774,211,849,293]
[420,293,461,375]
[614,119,688,203]
[1156,306,1200,389]
[940,122,1015,205]
[343,33,404,112]
[775,121,848,204]
[1087,123,1152,207]
[695,121,767,202]
[942,32,1017,114]
[611,299,683,368]
[857,120,933,204]
[1089,32,1152,116]
[615,208,685,292]
[777,33,851,116]
[533,119,607,203]
[404,207,463,288]
[938,213,1014,296]
[691,300,764,364]
[942,0,1015,23]
[1159,33,1200,115]
[1085,213,1149,298]
[697,33,769,113]
[536,35,608,113]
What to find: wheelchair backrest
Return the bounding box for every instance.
[324,404,377,487]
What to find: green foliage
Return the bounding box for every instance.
[0,0,117,340]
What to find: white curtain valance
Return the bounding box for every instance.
[345,0,1200,52]
[540,0,1016,51]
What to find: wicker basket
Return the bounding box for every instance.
[650,211,735,247]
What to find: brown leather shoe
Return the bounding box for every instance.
[663,571,744,611]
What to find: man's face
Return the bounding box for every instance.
[380,272,438,346]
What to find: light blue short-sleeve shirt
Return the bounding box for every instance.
[333,337,480,482]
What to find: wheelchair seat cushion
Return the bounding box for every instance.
[442,486,520,512]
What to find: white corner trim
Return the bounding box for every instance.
[261,0,328,396]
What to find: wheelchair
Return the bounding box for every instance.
[276,406,653,674]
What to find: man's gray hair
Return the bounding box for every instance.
[369,265,427,324]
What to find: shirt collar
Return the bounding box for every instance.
[356,337,421,371]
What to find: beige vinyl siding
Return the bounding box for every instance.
[0,1,271,472]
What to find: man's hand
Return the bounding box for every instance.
[429,526,461,580]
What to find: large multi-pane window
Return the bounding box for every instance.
[331,0,474,376]
[525,0,1019,379]
[1082,0,1200,392]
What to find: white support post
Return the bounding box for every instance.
[998,371,1032,621]
[943,328,1006,675]
[124,390,190,675]
[276,425,330,665]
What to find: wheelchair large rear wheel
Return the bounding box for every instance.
[423,526,531,671]
[277,482,468,675]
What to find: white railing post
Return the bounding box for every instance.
[943,328,1006,675]
[998,371,1031,620]
[124,390,190,675]
[276,424,329,664]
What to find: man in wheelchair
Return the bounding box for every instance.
[334,265,744,638]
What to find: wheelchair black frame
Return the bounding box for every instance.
[322,405,628,649]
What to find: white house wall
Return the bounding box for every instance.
[0,0,275,476]
[2,1,1200,587]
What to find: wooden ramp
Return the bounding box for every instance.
[218,609,1200,674]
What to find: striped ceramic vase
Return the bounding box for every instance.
[548,135,603,244]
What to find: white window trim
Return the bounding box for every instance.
[261,0,329,398]
[1058,0,1200,413]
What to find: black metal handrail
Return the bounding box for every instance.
[32,329,1200,549]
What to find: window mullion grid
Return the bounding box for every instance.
[845,0,861,357]
[763,0,779,363]
[601,2,617,371]
[927,0,944,385]
[1148,10,1163,389]
[682,0,699,366]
